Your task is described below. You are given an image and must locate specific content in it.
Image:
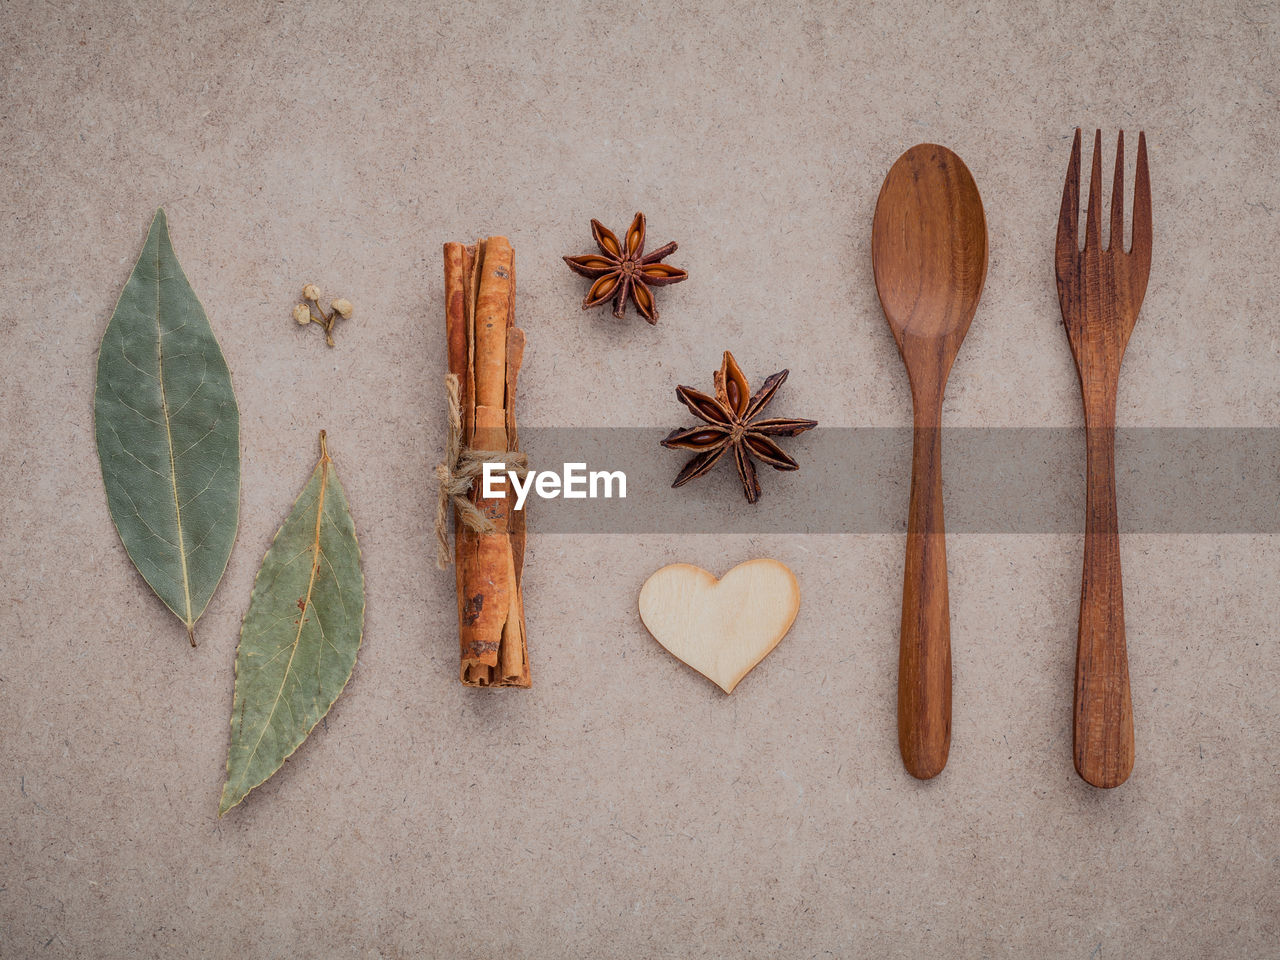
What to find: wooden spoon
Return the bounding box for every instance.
[872,144,988,780]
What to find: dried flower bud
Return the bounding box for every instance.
[293,304,312,325]
[331,298,354,319]
[302,284,321,301]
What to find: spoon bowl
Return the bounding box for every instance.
[871,143,987,779]
[873,144,987,376]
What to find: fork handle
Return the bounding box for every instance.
[1076,420,1135,788]
[899,407,951,780]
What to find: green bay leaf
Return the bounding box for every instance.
[219,432,364,816]
[94,209,241,644]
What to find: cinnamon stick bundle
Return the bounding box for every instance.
[442,238,530,687]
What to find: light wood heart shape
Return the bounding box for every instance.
[638,559,800,693]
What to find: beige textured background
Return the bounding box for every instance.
[2,1,1277,956]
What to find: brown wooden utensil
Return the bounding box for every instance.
[872,144,988,780]
[1055,129,1152,788]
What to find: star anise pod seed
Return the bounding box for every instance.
[662,351,818,504]
[563,212,688,324]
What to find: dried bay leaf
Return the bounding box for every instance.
[219,432,364,816]
[94,209,240,644]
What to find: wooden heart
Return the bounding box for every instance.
[638,559,800,693]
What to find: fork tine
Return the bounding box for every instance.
[1085,129,1103,251]
[1056,128,1081,255]
[1131,131,1152,264]
[1110,131,1125,252]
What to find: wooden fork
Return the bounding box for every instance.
[1055,129,1152,788]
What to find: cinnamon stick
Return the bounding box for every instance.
[443,244,469,385]
[442,238,530,687]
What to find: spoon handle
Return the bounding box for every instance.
[1074,420,1134,788]
[898,413,952,779]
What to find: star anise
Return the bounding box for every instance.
[662,351,818,503]
[563,212,688,324]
